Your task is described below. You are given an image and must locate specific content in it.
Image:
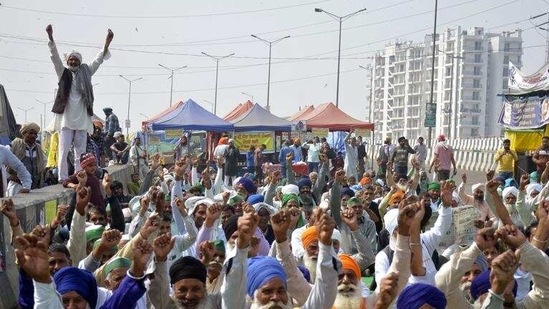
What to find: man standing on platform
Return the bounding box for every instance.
[47,24,113,181]
[429,134,456,181]
[413,136,427,171]
[357,135,368,176]
[103,107,121,162]
[494,138,518,180]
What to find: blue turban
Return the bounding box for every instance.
[247,194,264,205]
[396,283,446,309]
[247,256,287,298]
[474,255,489,272]
[297,265,311,283]
[470,269,518,301]
[504,178,518,189]
[297,177,312,189]
[340,187,355,199]
[54,267,98,309]
[238,177,257,194]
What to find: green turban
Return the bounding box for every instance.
[212,240,225,252]
[347,196,362,207]
[85,225,105,243]
[282,193,301,207]
[428,182,441,191]
[228,194,245,206]
[103,257,132,276]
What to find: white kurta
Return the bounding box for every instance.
[49,41,108,134]
[344,143,359,179]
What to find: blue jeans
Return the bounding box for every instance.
[308,162,319,173]
[395,165,408,177]
[498,171,514,181]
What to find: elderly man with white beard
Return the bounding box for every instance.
[332,197,417,309]
[46,24,113,182]
[148,206,259,309]
[459,173,495,222]
[485,179,524,228]
[264,207,339,309]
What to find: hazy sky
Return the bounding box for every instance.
[0,0,546,132]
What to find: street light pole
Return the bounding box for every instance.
[202,52,234,115]
[251,34,290,111]
[427,0,438,148]
[35,99,53,130]
[203,99,215,113]
[241,92,254,103]
[119,75,143,138]
[158,64,187,107]
[315,7,367,107]
[17,107,34,123]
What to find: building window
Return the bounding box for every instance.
[474,41,482,50]
[474,66,481,75]
[473,79,481,88]
[471,128,479,136]
[446,67,452,76]
[503,67,509,77]
[472,91,480,100]
[503,55,509,64]
[503,79,508,89]
[475,54,482,63]
[504,43,510,52]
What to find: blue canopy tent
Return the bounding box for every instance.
[150,99,234,132]
[231,103,292,132]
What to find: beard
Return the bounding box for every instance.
[474,194,484,202]
[333,283,363,309]
[460,281,473,304]
[303,253,318,283]
[250,301,292,309]
[171,293,206,309]
[68,65,79,72]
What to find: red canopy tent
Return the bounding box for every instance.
[223,100,254,121]
[293,102,374,131]
[288,105,314,121]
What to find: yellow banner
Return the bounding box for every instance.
[165,129,182,139]
[354,129,372,139]
[234,132,274,152]
[45,200,58,225]
[311,128,329,138]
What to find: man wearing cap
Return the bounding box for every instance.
[430,134,456,181]
[46,24,113,181]
[63,153,104,209]
[459,173,495,222]
[10,123,46,189]
[148,206,258,308]
[103,107,121,162]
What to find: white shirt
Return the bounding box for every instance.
[0,145,32,191]
[49,41,107,133]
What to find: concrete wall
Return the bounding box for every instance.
[0,164,133,309]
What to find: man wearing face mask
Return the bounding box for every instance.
[46,24,113,182]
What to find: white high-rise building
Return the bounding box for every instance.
[370,26,523,142]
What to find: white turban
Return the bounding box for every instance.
[384,208,399,237]
[185,197,214,215]
[253,202,278,215]
[502,187,519,199]
[281,184,299,195]
[64,50,82,63]
[526,183,542,197]
[471,183,485,193]
[331,229,342,244]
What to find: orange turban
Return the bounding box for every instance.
[301,226,318,249]
[389,190,405,205]
[359,177,372,186]
[339,254,361,279]
[218,137,229,145]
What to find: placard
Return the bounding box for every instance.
[45,200,58,225]
[165,129,182,139]
[453,205,479,245]
[311,128,329,138]
[234,132,275,152]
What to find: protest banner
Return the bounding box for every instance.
[453,205,479,245]
[234,132,275,152]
